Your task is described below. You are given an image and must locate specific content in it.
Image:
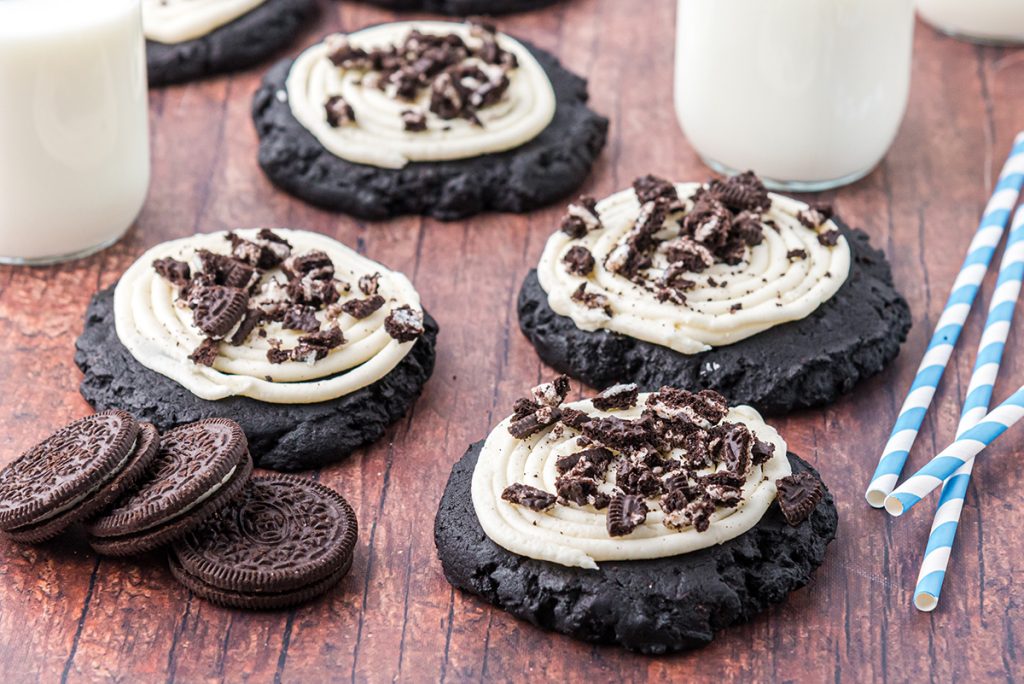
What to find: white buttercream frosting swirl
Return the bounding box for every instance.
[471,396,792,570]
[113,229,423,405]
[143,0,266,44]
[285,21,557,169]
[537,182,852,354]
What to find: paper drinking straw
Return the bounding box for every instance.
[864,132,1024,507]
[913,206,1024,612]
[884,384,1024,517]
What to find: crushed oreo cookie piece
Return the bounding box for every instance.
[500,483,556,512]
[229,308,262,346]
[508,405,561,439]
[153,257,191,287]
[592,383,639,411]
[559,196,602,238]
[358,272,381,296]
[706,171,770,213]
[191,285,248,339]
[713,423,752,477]
[787,249,808,261]
[292,326,346,363]
[751,437,775,465]
[531,375,570,407]
[282,305,321,333]
[384,305,425,343]
[570,283,611,316]
[662,237,714,273]
[325,96,356,127]
[818,229,841,247]
[559,407,591,431]
[663,494,715,532]
[563,245,595,276]
[606,493,648,537]
[645,387,728,428]
[188,338,220,367]
[797,202,834,230]
[581,415,655,455]
[633,174,684,211]
[555,446,612,476]
[401,109,428,132]
[775,472,824,526]
[341,295,385,320]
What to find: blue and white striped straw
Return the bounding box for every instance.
[865,132,1024,507]
[884,384,1024,517]
[913,206,1024,612]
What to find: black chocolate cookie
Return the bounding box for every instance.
[355,0,560,14]
[252,41,608,220]
[518,222,912,414]
[75,286,438,471]
[0,411,154,544]
[170,474,358,609]
[434,442,838,654]
[147,0,319,87]
[87,418,254,556]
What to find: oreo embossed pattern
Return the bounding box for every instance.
[0,412,358,610]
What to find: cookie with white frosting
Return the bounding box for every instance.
[434,380,837,653]
[253,19,608,219]
[145,0,318,87]
[75,229,437,470]
[518,173,911,414]
[357,0,560,15]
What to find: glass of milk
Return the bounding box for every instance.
[0,0,150,265]
[918,0,1024,45]
[674,0,915,192]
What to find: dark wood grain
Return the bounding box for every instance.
[1,1,1023,681]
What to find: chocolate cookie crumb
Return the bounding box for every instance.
[341,295,385,320]
[402,109,428,132]
[563,245,595,276]
[358,272,381,296]
[571,283,611,316]
[606,493,648,536]
[188,338,220,366]
[592,383,639,411]
[384,305,425,343]
[282,305,321,332]
[501,483,556,511]
[153,257,191,287]
[818,229,840,247]
[787,249,808,261]
[775,472,824,526]
[325,96,356,127]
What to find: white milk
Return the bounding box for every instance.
[918,0,1024,45]
[0,0,150,265]
[674,0,915,191]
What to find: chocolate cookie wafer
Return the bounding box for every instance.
[0,410,153,543]
[87,418,253,556]
[170,474,357,609]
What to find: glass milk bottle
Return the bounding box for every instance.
[675,0,915,191]
[0,0,150,265]
[918,0,1024,45]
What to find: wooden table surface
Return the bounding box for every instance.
[2,1,1024,681]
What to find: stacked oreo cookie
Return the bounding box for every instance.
[0,411,358,610]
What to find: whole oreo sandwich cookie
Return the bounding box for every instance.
[253,19,608,220]
[144,0,319,87]
[355,0,560,15]
[0,411,162,544]
[517,172,912,414]
[170,474,358,609]
[434,378,838,653]
[75,228,437,470]
[87,418,254,556]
